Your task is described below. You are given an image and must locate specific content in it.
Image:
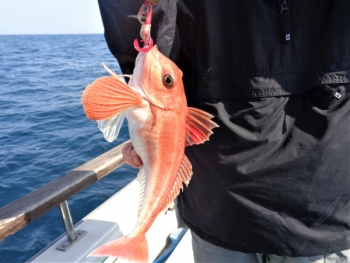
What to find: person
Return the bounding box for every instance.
[98,0,350,262]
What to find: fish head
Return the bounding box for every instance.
[129,46,186,111]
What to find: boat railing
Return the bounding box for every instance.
[0,140,129,249]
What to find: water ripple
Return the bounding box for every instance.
[0,34,137,262]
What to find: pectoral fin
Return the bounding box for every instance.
[82,76,143,121]
[186,107,219,146]
[97,112,126,143]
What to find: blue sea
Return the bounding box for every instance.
[0,34,138,262]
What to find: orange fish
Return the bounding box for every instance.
[81,46,218,262]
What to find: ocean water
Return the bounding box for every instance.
[0,34,138,262]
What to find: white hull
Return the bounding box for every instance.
[30,179,194,263]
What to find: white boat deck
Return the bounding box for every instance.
[30,179,194,263]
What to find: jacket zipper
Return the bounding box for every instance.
[281,0,291,42]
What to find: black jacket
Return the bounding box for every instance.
[98,0,350,256]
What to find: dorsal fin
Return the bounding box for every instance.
[81,76,143,121]
[186,107,219,146]
[102,63,132,81]
[164,155,193,209]
[102,63,124,81]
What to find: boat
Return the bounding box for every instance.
[0,140,194,263]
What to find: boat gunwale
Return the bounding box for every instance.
[0,140,130,241]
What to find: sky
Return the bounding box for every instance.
[0,0,104,35]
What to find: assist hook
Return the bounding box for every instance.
[134,0,154,52]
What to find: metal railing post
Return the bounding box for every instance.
[59,201,77,242]
[56,201,87,251]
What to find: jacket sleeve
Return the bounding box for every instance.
[98,0,177,74]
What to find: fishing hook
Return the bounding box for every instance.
[134,0,154,52]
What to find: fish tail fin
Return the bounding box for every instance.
[88,234,148,263]
[82,76,143,121]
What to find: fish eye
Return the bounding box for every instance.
[163,74,174,88]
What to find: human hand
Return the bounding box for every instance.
[122,142,143,168]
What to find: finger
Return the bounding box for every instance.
[122,142,143,168]
[122,142,133,157]
[122,142,133,163]
[132,154,143,167]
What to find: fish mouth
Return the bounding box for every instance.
[128,77,165,109]
[144,96,165,109]
[137,87,165,110]
[129,51,165,109]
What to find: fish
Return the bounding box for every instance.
[81,45,218,262]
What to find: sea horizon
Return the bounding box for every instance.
[0,33,104,36]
